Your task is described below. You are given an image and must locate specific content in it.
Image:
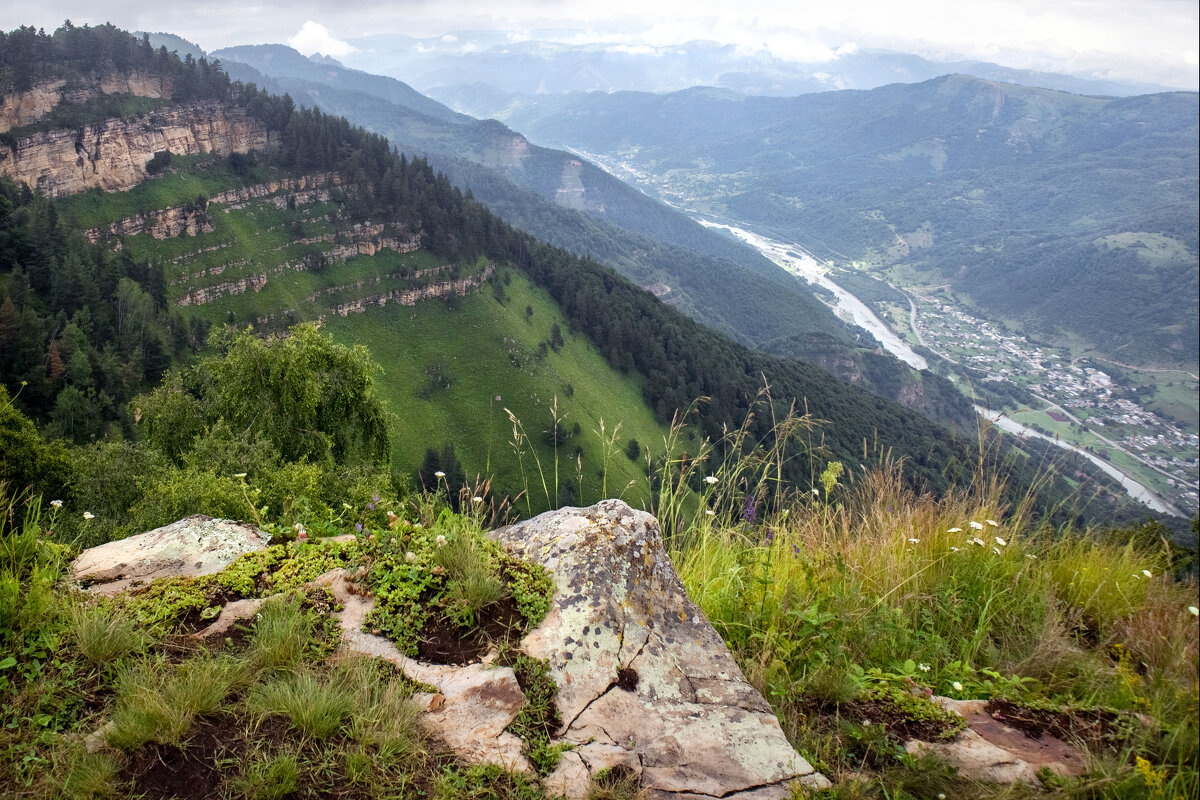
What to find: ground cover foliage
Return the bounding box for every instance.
[4,367,1199,798]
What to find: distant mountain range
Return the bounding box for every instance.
[331,32,1180,105]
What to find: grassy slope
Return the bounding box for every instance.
[323,273,669,512]
[65,159,669,513]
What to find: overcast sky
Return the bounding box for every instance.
[4,0,1198,90]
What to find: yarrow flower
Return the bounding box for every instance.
[435,535,446,547]
[405,551,417,563]
[472,496,483,503]
[434,471,446,478]
[969,521,984,530]
[233,472,247,479]
[970,537,985,547]
[1142,569,1153,578]
[83,511,95,520]
[992,546,1002,555]
[950,546,960,552]
[952,681,964,692]
[986,519,998,527]
[918,663,930,672]
[1188,606,1199,617]
[50,499,63,508]
[811,488,820,495]
[947,527,962,533]
[994,536,1007,546]
[1026,554,1038,560]
[907,537,920,544]
[704,476,718,485]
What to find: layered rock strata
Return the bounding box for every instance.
[0,101,268,197]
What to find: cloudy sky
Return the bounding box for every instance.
[4,0,1197,89]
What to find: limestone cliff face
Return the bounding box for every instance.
[0,101,268,197]
[0,72,174,133]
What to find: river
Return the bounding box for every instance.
[696,221,1179,515]
[697,221,928,370]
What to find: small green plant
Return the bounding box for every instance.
[587,766,646,800]
[504,651,568,776]
[247,595,317,673]
[436,532,508,630]
[249,670,356,739]
[68,602,148,665]
[235,751,301,800]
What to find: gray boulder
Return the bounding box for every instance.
[495,499,828,799]
[73,515,269,595]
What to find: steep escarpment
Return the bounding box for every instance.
[0,100,268,196]
[0,71,174,132]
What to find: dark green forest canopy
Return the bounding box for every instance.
[0,23,1120,521]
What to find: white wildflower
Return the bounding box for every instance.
[947,527,962,533]
[986,519,998,527]
[908,537,920,544]
[1026,554,1038,560]
[1142,569,1153,578]
[50,499,63,508]
[992,546,1001,555]
[704,476,718,485]
[994,536,1006,546]
[434,471,446,478]
[472,496,483,503]
[705,509,715,516]
[918,663,930,672]
[969,521,984,530]
[405,551,417,563]
[1188,606,1199,617]
[970,537,985,547]
[950,546,960,552]
[811,488,820,495]
[952,681,964,692]
[82,511,95,520]
[435,535,446,547]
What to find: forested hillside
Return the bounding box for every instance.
[208,44,978,428]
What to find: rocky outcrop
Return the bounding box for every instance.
[554,159,605,213]
[73,515,268,596]
[86,174,339,243]
[0,101,268,197]
[0,72,173,133]
[494,500,828,799]
[71,503,827,797]
[174,228,434,307]
[88,203,214,242]
[317,264,494,319]
[904,697,1086,787]
[208,173,340,211]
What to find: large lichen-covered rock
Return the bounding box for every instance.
[73,514,269,595]
[495,499,828,799]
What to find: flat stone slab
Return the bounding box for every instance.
[496,500,828,798]
[73,515,269,595]
[904,696,1088,787]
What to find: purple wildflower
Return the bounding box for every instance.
[367,503,375,511]
[741,494,757,525]
[372,495,380,503]
[355,523,363,532]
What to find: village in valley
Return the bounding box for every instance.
[873,290,1200,515]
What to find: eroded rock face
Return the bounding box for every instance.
[495,499,827,799]
[0,101,268,197]
[73,515,269,595]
